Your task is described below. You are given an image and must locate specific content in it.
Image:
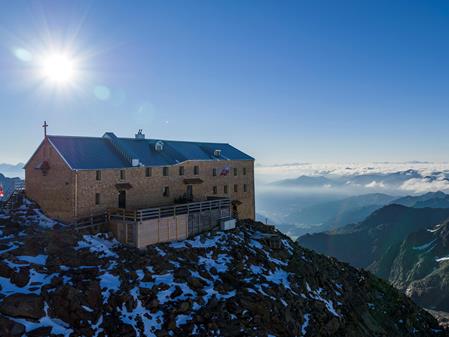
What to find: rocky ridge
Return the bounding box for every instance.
[0,201,447,337]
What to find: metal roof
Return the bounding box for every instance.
[46,133,254,170]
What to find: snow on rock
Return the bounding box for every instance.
[76,233,119,258]
[32,207,59,228]
[413,239,437,251]
[300,313,310,336]
[169,231,227,249]
[119,286,164,336]
[176,314,193,327]
[308,287,341,318]
[0,206,446,337]
[11,303,73,336]
[99,272,121,304]
[263,267,291,289]
[17,254,48,265]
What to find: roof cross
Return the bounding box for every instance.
[42,121,48,137]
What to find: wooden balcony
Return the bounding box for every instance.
[108,197,231,223]
[108,198,232,248]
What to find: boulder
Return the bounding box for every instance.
[0,293,44,319]
[0,315,25,337]
[27,327,53,337]
[0,262,13,279]
[10,268,30,288]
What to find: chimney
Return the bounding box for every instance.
[135,129,145,140]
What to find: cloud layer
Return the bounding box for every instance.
[256,162,449,195]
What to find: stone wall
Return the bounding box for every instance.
[25,139,255,223]
[76,159,255,220]
[25,139,75,221]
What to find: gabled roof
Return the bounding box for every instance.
[45,133,254,170]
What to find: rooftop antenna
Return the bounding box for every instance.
[42,121,48,138]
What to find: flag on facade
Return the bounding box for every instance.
[220,166,230,176]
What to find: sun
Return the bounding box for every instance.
[40,52,77,85]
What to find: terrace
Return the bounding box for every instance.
[100,197,234,248]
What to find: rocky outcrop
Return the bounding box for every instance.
[0,201,447,336]
[0,315,25,337]
[0,294,44,319]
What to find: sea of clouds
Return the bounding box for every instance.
[255,162,449,194]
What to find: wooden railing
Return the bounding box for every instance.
[109,198,231,223]
[107,208,138,223]
[73,212,108,231]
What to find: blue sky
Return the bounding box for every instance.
[1,0,449,165]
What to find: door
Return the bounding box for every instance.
[186,185,193,201]
[118,190,126,209]
[232,203,239,220]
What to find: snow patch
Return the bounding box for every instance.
[76,234,118,258]
[99,272,121,304]
[301,313,310,336]
[17,254,48,265]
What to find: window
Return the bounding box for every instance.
[120,170,125,180]
[163,167,169,176]
[179,166,185,176]
[194,166,199,175]
[234,168,238,176]
[212,168,217,176]
[163,186,170,197]
[224,185,228,194]
[234,184,238,193]
[244,184,248,192]
[95,193,101,205]
[243,167,247,176]
[96,170,101,181]
[213,186,217,195]
[145,167,152,177]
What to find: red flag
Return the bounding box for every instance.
[220,166,230,176]
[0,185,4,198]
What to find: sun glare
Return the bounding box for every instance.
[40,53,77,85]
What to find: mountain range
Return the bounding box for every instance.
[273,169,426,189]
[297,202,449,312]
[0,163,24,179]
[279,191,449,238]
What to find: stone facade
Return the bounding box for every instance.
[25,138,255,223]
[25,138,75,221]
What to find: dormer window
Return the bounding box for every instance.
[155,141,164,152]
[214,149,222,157]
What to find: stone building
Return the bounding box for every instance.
[24,130,255,247]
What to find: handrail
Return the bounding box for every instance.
[73,212,108,229]
[109,198,231,222]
